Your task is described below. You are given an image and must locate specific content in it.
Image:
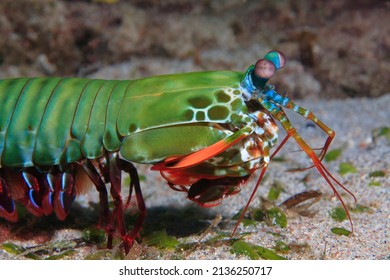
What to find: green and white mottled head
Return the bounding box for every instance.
[118,51,285,183]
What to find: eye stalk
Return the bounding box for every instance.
[251,50,286,89]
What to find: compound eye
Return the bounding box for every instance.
[264,50,286,70]
[254,59,276,79]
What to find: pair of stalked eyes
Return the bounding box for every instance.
[253,50,286,81]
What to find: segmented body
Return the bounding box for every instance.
[0,51,355,253]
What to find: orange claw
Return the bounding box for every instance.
[152,126,252,170]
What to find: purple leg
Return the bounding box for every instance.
[78,156,145,253]
[21,168,51,217]
[118,158,146,254]
[0,170,18,222]
[94,154,146,253]
[108,154,129,252]
[48,167,76,221]
[80,160,112,247]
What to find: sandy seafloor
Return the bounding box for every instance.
[0,94,389,260]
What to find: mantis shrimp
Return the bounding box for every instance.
[0,51,355,253]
